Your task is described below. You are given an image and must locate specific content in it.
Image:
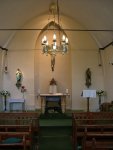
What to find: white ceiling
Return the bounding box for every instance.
[0,0,113,49]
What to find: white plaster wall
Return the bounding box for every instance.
[103,46,113,102]
[71,49,104,111]
[3,50,35,110]
[0,51,4,110]
[2,14,72,110]
[0,13,105,111]
[0,51,3,89]
[67,16,105,111]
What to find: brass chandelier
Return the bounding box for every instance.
[41,0,69,71]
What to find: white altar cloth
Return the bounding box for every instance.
[8,99,25,111]
[8,99,25,103]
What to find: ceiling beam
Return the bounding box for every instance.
[99,41,113,50]
[0,46,8,51]
[0,28,112,32]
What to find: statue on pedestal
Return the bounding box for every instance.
[16,68,22,88]
[85,68,91,88]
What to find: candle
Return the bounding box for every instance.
[66,89,69,94]
[38,89,40,94]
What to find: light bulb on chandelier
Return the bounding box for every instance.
[42,33,69,55]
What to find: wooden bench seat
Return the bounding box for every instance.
[0,112,39,133]
[84,140,113,150]
[0,125,33,150]
[0,124,32,132]
[72,112,113,150]
[73,122,113,149]
[83,130,113,150]
[0,132,31,150]
[0,112,40,150]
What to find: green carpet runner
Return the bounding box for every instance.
[39,113,73,150]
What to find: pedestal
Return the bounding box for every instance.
[87,97,90,112]
[4,96,7,111]
[99,96,101,110]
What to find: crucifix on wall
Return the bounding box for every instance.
[51,55,55,72]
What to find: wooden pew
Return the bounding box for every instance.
[82,124,113,150]
[0,112,40,149]
[0,125,33,150]
[72,112,92,150]
[91,138,113,149]
[0,112,39,133]
[72,112,113,150]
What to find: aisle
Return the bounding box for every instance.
[38,113,72,150]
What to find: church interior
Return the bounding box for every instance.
[0,0,113,149]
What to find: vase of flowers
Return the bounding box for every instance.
[21,86,26,99]
[0,90,10,111]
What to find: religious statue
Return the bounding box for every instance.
[16,68,23,88]
[85,68,91,88]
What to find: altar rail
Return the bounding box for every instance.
[72,112,113,150]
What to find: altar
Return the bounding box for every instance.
[40,93,69,113]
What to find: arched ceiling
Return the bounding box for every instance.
[0,0,113,49]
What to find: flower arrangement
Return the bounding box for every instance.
[0,90,10,97]
[21,86,26,93]
[96,90,105,96]
[50,78,57,85]
[96,90,105,110]
[0,90,10,111]
[21,86,26,99]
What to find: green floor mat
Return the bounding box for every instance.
[38,136,72,150]
[39,113,73,150]
[40,126,72,137]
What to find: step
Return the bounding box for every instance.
[39,118,72,127]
